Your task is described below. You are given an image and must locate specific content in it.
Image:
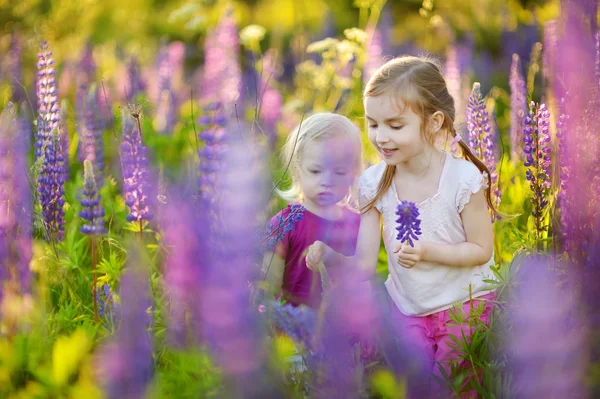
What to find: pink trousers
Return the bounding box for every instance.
[391,292,496,398]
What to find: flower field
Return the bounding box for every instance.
[0,0,599,398]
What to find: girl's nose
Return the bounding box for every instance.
[375,130,389,145]
[320,172,333,187]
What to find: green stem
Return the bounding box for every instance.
[92,236,98,321]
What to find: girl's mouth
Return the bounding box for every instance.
[380,148,398,157]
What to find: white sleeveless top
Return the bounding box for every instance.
[358,152,496,316]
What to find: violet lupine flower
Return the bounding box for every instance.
[161,190,208,347]
[523,101,552,226]
[270,300,317,349]
[507,255,587,398]
[543,20,557,84]
[395,201,422,247]
[76,42,96,127]
[80,160,106,235]
[37,128,67,242]
[36,44,67,243]
[199,135,277,396]
[0,103,33,299]
[264,204,305,252]
[96,284,115,320]
[314,275,429,398]
[202,6,241,111]
[81,88,105,187]
[556,96,570,242]
[96,249,153,399]
[258,50,283,146]
[121,113,152,223]
[35,41,61,160]
[596,30,600,92]
[59,106,70,181]
[445,46,463,125]
[9,33,25,104]
[363,27,383,86]
[197,103,228,205]
[153,44,177,135]
[510,54,527,162]
[126,56,144,101]
[466,82,500,212]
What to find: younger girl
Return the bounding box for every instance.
[306,56,499,396]
[262,113,362,309]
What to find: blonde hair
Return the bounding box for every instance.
[277,112,362,201]
[362,55,500,218]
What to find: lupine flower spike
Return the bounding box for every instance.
[80,160,106,320]
[523,101,552,248]
[510,54,527,162]
[36,41,67,244]
[395,201,422,248]
[466,82,501,219]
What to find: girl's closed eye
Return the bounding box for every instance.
[390,124,403,130]
[335,170,348,176]
[309,169,321,175]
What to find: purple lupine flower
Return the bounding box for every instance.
[510,54,527,162]
[556,96,571,247]
[199,134,277,395]
[507,255,587,398]
[96,248,153,399]
[202,6,241,111]
[121,112,152,223]
[96,284,115,320]
[9,33,25,104]
[270,300,317,349]
[445,46,463,125]
[395,200,422,247]
[264,204,305,251]
[37,128,67,242]
[76,42,96,126]
[153,44,177,135]
[197,102,228,206]
[363,27,383,86]
[36,42,67,243]
[543,20,557,84]
[258,50,282,146]
[466,82,500,213]
[76,43,96,162]
[161,189,208,347]
[35,41,61,160]
[81,88,105,187]
[59,105,70,181]
[126,56,145,101]
[0,103,33,299]
[79,160,106,235]
[596,30,600,93]
[523,101,552,235]
[36,41,69,211]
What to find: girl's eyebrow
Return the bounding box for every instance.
[365,115,406,122]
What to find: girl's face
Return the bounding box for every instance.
[298,134,359,208]
[364,94,431,166]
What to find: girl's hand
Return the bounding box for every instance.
[306,241,326,271]
[393,241,424,269]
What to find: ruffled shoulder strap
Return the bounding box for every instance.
[357,162,386,203]
[454,160,489,213]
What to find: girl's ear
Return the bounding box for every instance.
[429,111,445,133]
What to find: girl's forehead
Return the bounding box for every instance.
[302,136,360,164]
[364,95,415,119]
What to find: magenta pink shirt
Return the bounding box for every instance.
[266,204,360,308]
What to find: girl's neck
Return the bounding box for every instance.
[301,200,344,221]
[395,147,444,178]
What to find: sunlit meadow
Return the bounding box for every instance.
[0,0,599,398]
